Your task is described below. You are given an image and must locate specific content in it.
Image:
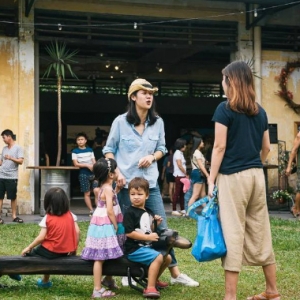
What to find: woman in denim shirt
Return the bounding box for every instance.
[103,78,199,287]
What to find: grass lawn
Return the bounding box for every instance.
[0,217,299,299]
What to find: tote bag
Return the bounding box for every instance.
[187,188,227,262]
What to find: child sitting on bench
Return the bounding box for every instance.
[123,177,172,299]
[21,187,80,288]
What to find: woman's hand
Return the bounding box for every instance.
[207,180,215,198]
[154,215,163,225]
[116,170,126,188]
[138,155,154,168]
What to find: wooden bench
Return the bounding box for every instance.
[0,255,148,293]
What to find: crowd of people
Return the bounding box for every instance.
[0,61,282,299]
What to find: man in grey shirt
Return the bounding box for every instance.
[0,129,24,224]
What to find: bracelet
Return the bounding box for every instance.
[152,154,156,162]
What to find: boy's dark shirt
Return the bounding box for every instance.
[123,205,155,254]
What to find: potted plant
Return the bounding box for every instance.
[271,189,293,204]
[43,41,78,165]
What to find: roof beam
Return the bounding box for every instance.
[246,2,300,30]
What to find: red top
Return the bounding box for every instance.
[41,212,77,253]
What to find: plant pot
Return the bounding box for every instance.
[277,197,286,204]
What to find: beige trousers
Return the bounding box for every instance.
[217,168,275,272]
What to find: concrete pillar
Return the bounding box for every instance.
[0,1,35,215]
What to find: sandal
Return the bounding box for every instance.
[0,218,4,224]
[92,288,115,298]
[101,277,119,289]
[247,292,281,300]
[143,287,160,299]
[12,217,23,223]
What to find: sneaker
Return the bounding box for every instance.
[121,276,137,287]
[170,273,199,287]
[9,274,22,281]
[156,280,169,288]
[172,211,182,216]
[180,210,186,216]
[37,278,53,288]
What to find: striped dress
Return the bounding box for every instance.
[81,189,125,261]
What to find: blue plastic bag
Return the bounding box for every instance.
[188,188,227,262]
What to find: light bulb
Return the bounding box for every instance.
[134,22,137,29]
[254,9,257,17]
[58,23,62,31]
[156,64,163,72]
[115,65,119,70]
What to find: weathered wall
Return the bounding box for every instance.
[262,51,300,190]
[262,51,300,150]
[0,31,35,214]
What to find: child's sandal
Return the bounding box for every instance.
[247,291,281,300]
[92,287,115,298]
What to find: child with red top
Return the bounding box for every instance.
[21,187,80,288]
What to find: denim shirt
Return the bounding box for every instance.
[103,113,167,188]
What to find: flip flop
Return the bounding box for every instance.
[247,292,281,300]
[12,217,23,223]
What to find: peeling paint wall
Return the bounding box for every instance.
[262,51,300,190]
[0,35,35,214]
[262,51,300,149]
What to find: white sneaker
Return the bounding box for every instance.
[121,276,137,287]
[170,273,199,287]
[172,211,182,216]
[180,210,186,215]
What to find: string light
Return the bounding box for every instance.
[254,9,258,18]
[156,63,163,73]
[1,1,298,28]
[58,23,62,31]
[114,65,119,70]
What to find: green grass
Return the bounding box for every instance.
[0,217,300,299]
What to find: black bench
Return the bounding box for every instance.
[0,255,148,293]
[0,230,192,294]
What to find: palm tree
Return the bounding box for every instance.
[43,41,78,166]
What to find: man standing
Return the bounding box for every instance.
[0,129,24,224]
[286,131,300,217]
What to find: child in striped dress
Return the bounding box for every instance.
[81,158,125,298]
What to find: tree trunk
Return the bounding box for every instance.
[56,76,62,166]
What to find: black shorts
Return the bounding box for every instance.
[166,173,175,183]
[0,178,18,200]
[26,245,73,259]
